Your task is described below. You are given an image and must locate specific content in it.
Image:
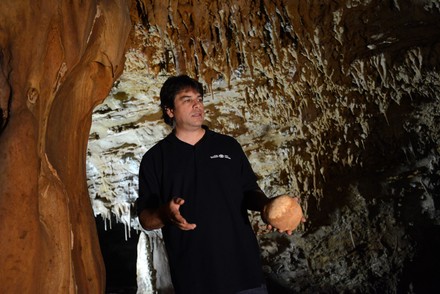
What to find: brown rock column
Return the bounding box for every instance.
[0,0,131,292]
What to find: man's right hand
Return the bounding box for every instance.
[138,197,196,231]
[163,197,197,230]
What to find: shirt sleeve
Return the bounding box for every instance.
[136,146,162,216]
[234,139,261,193]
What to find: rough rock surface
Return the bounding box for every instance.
[88,1,440,293]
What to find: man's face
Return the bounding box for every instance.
[166,88,204,130]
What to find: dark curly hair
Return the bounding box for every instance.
[160,75,204,126]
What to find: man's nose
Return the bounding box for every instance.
[193,99,202,108]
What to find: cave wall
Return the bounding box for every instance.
[0,0,131,292]
[89,0,440,293]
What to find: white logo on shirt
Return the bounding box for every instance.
[210,154,231,160]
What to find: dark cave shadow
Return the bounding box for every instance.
[305,97,416,230]
[303,95,440,292]
[305,94,436,225]
[95,216,138,294]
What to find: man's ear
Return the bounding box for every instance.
[166,107,174,118]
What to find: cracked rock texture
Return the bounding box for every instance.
[1,0,440,293]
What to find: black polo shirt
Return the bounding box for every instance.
[137,128,265,294]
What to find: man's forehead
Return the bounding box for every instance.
[176,87,202,97]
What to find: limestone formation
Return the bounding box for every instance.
[90,1,440,292]
[0,1,131,292]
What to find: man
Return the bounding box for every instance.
[136,75,292,293]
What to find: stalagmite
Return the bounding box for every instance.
[0,0,131,292]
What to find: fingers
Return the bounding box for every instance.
[257,224,273,235]
[171,213,196,230]
[280,229,293,235]
[262,221,305,235]
[170,197,185,210]
[176,221,197,230]
[172,197,185,205]
[168,197,196,230]
[258,224,293,235]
